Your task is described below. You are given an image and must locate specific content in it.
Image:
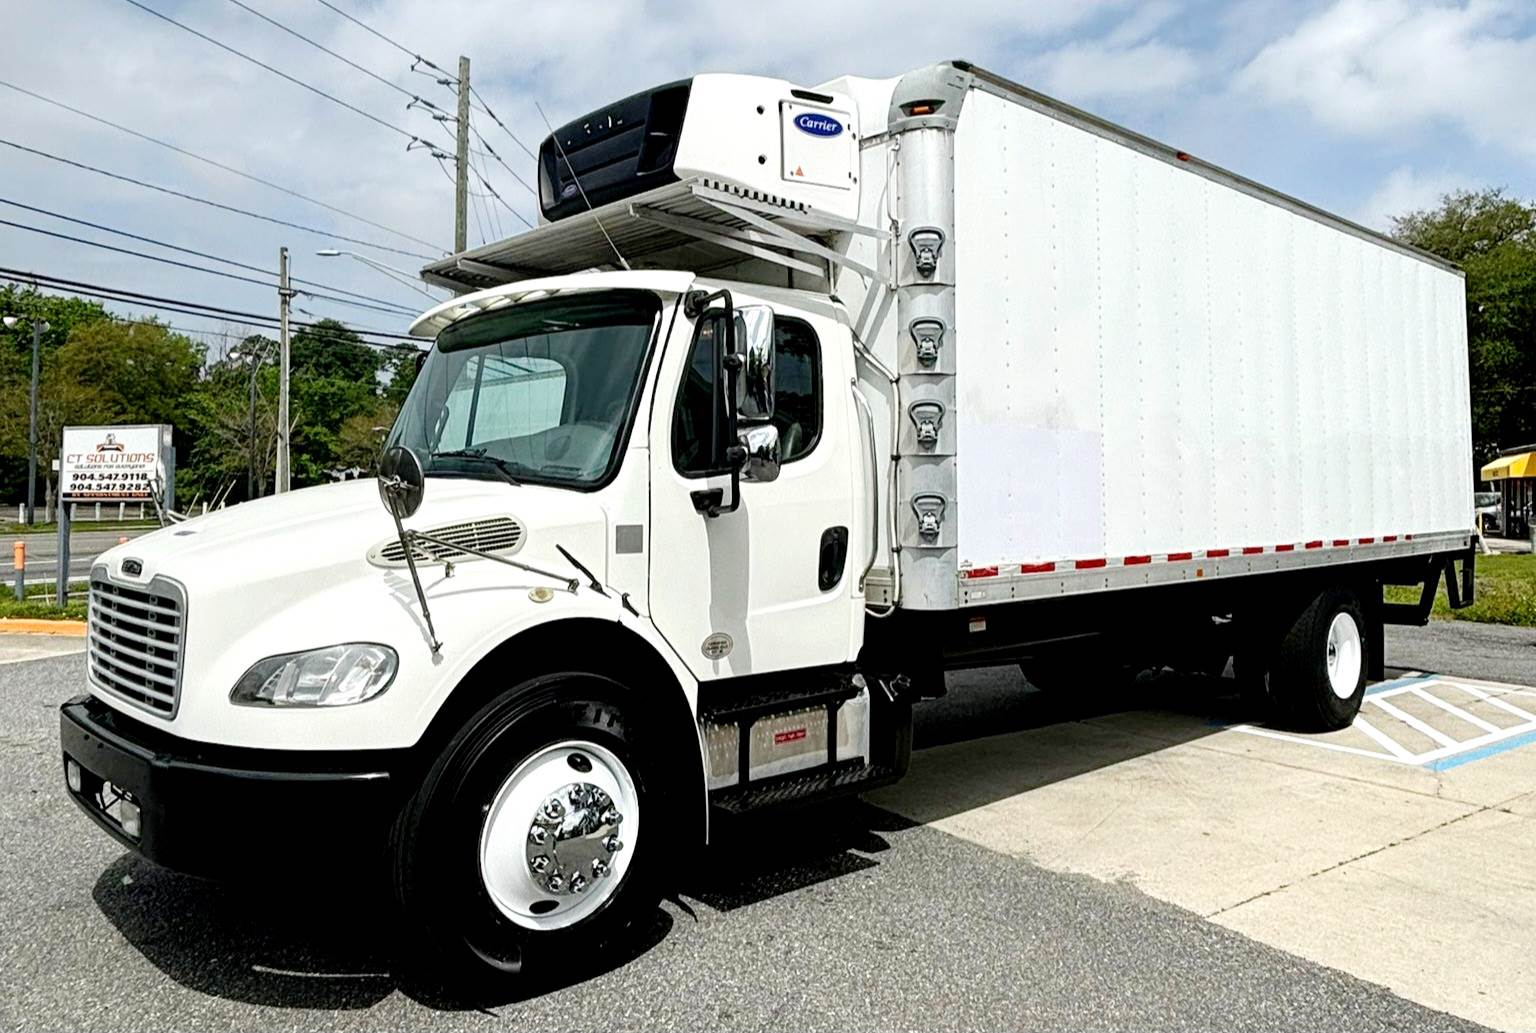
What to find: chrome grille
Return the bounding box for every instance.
[371,517,524,567]
[88,575,186,717]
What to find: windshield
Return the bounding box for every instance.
[387,290,662,489]
[1475,492,1500,507]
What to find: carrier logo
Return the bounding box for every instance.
[793,112,843,138]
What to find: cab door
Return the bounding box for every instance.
[648,296,861,681]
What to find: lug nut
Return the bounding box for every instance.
[601,808,622,826]
[570,873,588,893]
[569,786,588,808]
[528,825,548,845]
[546,874,564,893]
[591,858,609,878]
[604,835,623,854]
[530,855,550,873]
[543,798,565,820]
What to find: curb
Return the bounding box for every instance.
[0,618,87,637]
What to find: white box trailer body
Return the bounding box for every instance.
[955,87,1473,573]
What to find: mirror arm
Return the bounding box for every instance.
[382,488,442,654]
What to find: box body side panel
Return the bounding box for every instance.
[953,89,1473,572]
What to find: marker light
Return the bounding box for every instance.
[65,759,82,793]
[230,643,398,707]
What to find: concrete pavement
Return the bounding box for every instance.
[870,641,1536,1031]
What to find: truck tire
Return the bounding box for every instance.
[1269,588,1369,731]
[391,673,667,995]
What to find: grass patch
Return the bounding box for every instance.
[1385,553,1536,627]
[0,597,86,621]
[1,520,158,535]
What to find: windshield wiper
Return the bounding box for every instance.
[430,447,522,485]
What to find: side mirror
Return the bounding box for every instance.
[377,445,425,520]
[734,305,774,423]
[738,423,780,483]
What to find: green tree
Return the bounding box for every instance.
[1393,189,1536,467]
[0,286,112,500]
[179,336,280,502]
[52,319,204,426]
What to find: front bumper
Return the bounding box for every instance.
[60,694,404,879]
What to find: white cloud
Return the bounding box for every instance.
[1353,166,1472,228]
[1236,0,1536,158]
[1032,38,1200,101]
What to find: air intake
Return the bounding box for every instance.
[369,517,524,567]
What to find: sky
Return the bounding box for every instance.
[2,0,1535,353]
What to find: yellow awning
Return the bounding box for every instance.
[1482,450,1536,481]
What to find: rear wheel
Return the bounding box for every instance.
[391,674,667,995]
[1269,588,1369,731]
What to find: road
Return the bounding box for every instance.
[9,527,151,585]
[2,623,1532,1031]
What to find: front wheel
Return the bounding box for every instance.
[391,674,666,993]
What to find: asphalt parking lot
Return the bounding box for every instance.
[2,624,1532,1031]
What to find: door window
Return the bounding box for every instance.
[671,312,822,475]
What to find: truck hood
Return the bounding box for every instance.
[96,477,610,605]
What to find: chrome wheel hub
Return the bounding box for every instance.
[479,740,640,931]
[524,782,625,896]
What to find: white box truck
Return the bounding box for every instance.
[62,61,1475,988]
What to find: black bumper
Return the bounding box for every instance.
[60,695,404,879]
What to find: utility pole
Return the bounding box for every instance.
[26,320,42,525]
[454,55,471,253]
[247,357,257,500]
[276,246,293,493]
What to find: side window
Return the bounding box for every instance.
[773,317,820,463]
[672,312,732,476]
[671,312,822,475]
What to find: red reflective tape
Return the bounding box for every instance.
[1405,533,1414,540]
[1206,549,1230,558]
[1242,546,1264,555]
[1275,544,1295,552]
[1167,551,1193,562]
[1075,558,1107,569]
[1020,562,1056,574]
[1305,540,1323,549]
[1358,537,1375,544]
[1332,539,1350,547]
[962,566,999,579]
[1124,555,1151,565]
[1382,535,1398,542]
[773,728,807,746]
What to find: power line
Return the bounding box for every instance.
[468,120,539,201]
[471,89,539,162]
[118,0,439,150]
[224,0,417,102]
[0,198,421,313]
[308,0,458,83]
[0,217,419,317]
[0,79,445,252]
[0,267,422,344]
[0,137,437,261]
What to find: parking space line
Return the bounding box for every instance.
[1409,687,1500,734]
[1352,716,1417,760]
[1367,697,1460,749]
[1229,676,1536,772]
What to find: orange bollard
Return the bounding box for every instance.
[11,540,22,601]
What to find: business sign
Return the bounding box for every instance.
[60,424,174,504]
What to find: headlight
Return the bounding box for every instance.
[230,643,398,707]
